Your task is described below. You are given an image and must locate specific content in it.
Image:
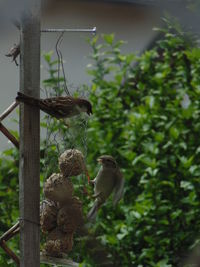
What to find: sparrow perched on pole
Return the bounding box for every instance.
[87,155,124,221]
[16,92,92,119]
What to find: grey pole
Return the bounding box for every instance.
[19,0,41,266]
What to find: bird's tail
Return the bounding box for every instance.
[87,200,100,222]
[16,92,39,106]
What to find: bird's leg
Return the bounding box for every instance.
[89,178,96,185]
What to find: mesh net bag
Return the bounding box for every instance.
[59,149,87,177]
[57,197,83,233]
[44,228,74,257]
[44,173,74,204]
[40,200,58,233]
[41,34,91,261]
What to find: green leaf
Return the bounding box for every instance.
[43,51,53,63]
[180,181,194,190]
[156,259,172,267]
[169,127,179,139]
[103,33,115,45]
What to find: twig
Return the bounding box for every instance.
[0,222,20,265]
[3,228,20,242]
[0,240,20,266]
[0,101,19,122]
[0,123,19,149]
[0,222,20,242]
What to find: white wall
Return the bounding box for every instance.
[0,0,161,150]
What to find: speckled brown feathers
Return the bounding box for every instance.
[16,92,92,119]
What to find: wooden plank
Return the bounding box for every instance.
[0,222,20,242]
[19,1,41,266]
[40,254,79,267]
[0,101,19,122]
[0,122,19,149]
[0,240,20,266]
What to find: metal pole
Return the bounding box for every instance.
[19,0,41,266]
[41,27,96,34]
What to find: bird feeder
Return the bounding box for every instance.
[59,149,87,177]
[44,228,74,257]
[41,149,85,261]
[40,200,58,233]
[57,197,83,233]
[44,173,74,204]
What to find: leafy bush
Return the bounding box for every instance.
[0,148,19,266]
[1,23,200,267]
[85,28,200,266]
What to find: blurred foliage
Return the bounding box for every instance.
[1,21,200,267]
[83,25,200,266]
[0,148,19,266]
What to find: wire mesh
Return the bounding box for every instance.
[40,32,91,263]
[41,31,90,183]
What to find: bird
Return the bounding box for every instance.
[16,92,92,119]
[87,155,124,221]
[5,43,20,66]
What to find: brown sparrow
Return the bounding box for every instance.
[16,92,92,119]
[5,44,20,66]
[87,155,124,221]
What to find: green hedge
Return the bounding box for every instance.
[85,26,200,266]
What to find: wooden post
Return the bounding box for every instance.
[19,1,41,266]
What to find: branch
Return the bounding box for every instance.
[0,240,20,266]
[0,101,19,122]
[0,221,20,242]
[0,123,19,149]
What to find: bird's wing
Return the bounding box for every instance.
[40,97,75,118]
[43,97,74,109]
[94,167,115,199]
[113,169,124,206]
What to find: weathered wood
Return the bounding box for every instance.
[3,228,20,242]
[0,101,19,122]
[0,122,19,148]
[40,254,79,267]
[0,222,20,266]
[19,1,41,266]
[0,240,20,266]
[0,222,20,242]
